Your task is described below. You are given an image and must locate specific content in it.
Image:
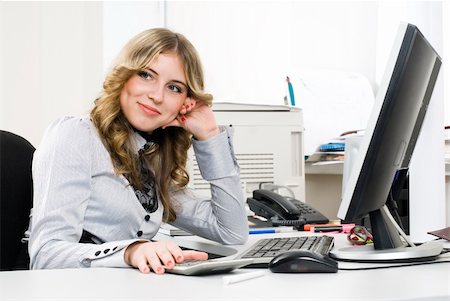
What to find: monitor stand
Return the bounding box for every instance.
[330,206,443,262]
[330,241,442,262]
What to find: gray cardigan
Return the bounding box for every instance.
[29,116,248,269]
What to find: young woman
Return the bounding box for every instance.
[29,28,248,274]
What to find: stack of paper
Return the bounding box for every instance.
[158,224,192,236]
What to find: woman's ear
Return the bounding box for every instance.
[186,98,197,110]
[179,98,190,115]
[180,97,196,115]
[183,97,192,108]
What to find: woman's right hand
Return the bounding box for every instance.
[124,240,208,274]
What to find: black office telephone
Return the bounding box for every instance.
[247,189,329,230]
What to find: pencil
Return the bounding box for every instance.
[286,76,295,106]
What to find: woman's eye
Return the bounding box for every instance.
[168,84,182,93]
[138,70,152,80]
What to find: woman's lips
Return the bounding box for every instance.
[138,103,161,116]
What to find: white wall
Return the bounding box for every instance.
[0,2,103,146]
[445,1,450,129]
[102,1,164,73]
[166,1,378,104]
[1,1,447,149]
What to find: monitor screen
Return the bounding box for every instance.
[332,23,443,262]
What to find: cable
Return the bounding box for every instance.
[382,205,415,247]
[258,183,296,198]
[271,217,306,230]
[386,189,405,231]
[338,258,450,271]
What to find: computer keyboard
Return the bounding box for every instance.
[239,235,334,267]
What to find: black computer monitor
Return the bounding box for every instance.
[331,23,443,262]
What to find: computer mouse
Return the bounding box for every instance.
[268,250,338,273]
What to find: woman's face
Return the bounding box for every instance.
[120,52,189,132]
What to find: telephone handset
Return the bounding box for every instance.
[247,189,329,229]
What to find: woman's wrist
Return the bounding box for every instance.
[124,241,145,265]
[194,126,220,141]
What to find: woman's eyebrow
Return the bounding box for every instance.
[144,67,157,75]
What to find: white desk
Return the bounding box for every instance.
[1,234,449,301]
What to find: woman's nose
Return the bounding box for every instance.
[147,84,164,104]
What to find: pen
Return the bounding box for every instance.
[286,76,295,106]
[249,228,295,235]
[309,224,356,233]
[223,271,267,285]
[311,226,343,233]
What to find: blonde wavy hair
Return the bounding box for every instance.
[90,28,213,222]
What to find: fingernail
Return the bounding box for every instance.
[157,267,164,274]
[180,117,186,123]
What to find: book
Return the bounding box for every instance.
[319,142,345,152]
[306,151,345,163]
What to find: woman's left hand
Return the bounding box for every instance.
[163,98,220,141]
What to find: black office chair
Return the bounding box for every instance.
[0,130,35,270]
